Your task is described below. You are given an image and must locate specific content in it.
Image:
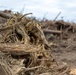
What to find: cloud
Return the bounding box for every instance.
[65,3,76,8]
[0,0,76,21]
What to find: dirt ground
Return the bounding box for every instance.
[52,40,76,68]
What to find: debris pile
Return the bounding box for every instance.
[41,19,76,75]
[41,19,76,49]
[0,10,70,75]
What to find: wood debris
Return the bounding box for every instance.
[0,10,72,75]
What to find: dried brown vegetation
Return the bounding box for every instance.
[0,10,75,75]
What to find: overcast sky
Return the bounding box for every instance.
[0,0,76,21]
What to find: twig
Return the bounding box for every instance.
[53,12,61,21]
[20,13,33,20]
[43,29,62,34]
[58,67,69,75]
[16,66,43,74]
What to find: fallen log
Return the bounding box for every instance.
[0,44,42,55]
[0,11,12,19]
[43,29,62,34]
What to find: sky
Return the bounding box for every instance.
[0,0,76,22]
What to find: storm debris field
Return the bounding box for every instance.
[0,10,76,75]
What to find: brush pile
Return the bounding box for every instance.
[0,10,70,75]
[41,19,76,50]
[41,19,76,75]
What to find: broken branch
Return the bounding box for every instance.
[43,29,62,34]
